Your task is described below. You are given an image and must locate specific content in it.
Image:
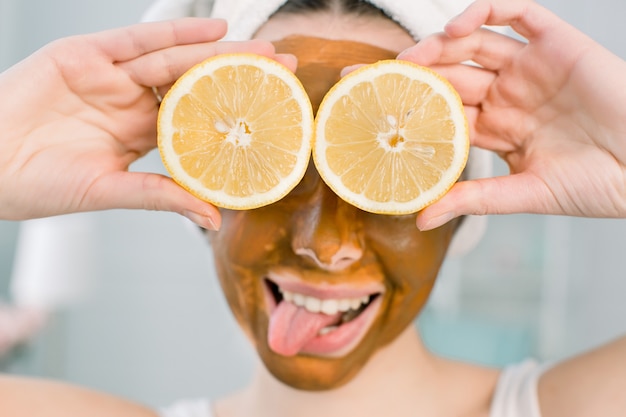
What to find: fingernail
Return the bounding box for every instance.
[396,48,412,60]
[417,211,455,231]
[445,13,461,27]
[276,53,298,70]
[340,64,363,77]
[184,211,220,231]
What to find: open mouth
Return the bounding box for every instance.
[265,278,383,357]
[267,279,379,332]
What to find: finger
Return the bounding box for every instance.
[121,39,280,88]
[461,109,523,155]
[92,18,228,62]
[273,53,298,73]
[416,174,551,230]
[398,28,525,71]
[472,106,532,153]
[340,63,366,77]
[464,105,479,141]
[428,63,496,106]
[91,172,222,230]
[444,0,558,41]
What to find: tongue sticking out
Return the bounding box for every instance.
[268,301,342,356]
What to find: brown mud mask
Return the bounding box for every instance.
[272,35,398,113]
[209,36,458,391]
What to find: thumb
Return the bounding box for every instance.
[93,172,221,230]
[416,174,549,230]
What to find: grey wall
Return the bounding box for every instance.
[1,0,626,410]
[0,0,155,70]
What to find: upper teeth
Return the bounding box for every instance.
[280,289,370,315]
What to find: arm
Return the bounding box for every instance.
[397,0,626,230]
[0,375,158,417]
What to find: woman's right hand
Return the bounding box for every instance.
[0,18,295,227]
[398,0,626,230]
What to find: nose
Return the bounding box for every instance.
[291,187,364,272]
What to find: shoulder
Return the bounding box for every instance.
[0,375,158,417]
[538,335,626,417]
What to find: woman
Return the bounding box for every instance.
[2,1,625,417]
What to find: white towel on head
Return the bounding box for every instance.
[211,0,472,42]
[143,0,473,39]
[142,0,214,20]
[142,0,492,257]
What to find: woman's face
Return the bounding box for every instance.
[208,12,458,390]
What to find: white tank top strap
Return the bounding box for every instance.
[490,359,549,417]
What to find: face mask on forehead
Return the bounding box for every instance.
[272,35,398,113]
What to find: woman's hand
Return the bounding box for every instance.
[398,0,626,230]
[0,18,295,228]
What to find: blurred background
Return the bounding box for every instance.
[1,0,626,409]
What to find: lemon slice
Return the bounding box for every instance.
[158,53,314,210]
[313,59,469,215]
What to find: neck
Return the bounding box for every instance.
[217,326,477,417]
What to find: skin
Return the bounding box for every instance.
[207,12,461,391]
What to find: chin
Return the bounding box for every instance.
[253,321,392,391]
[248,293,420,391]
[258,346,370,391]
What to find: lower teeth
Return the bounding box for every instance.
[318,305,367,336]
[341,309,359,322]
[319,326,338,336]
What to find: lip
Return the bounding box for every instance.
[299,296,382,357]
[266,269,385,301]
[263,269,385,358]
